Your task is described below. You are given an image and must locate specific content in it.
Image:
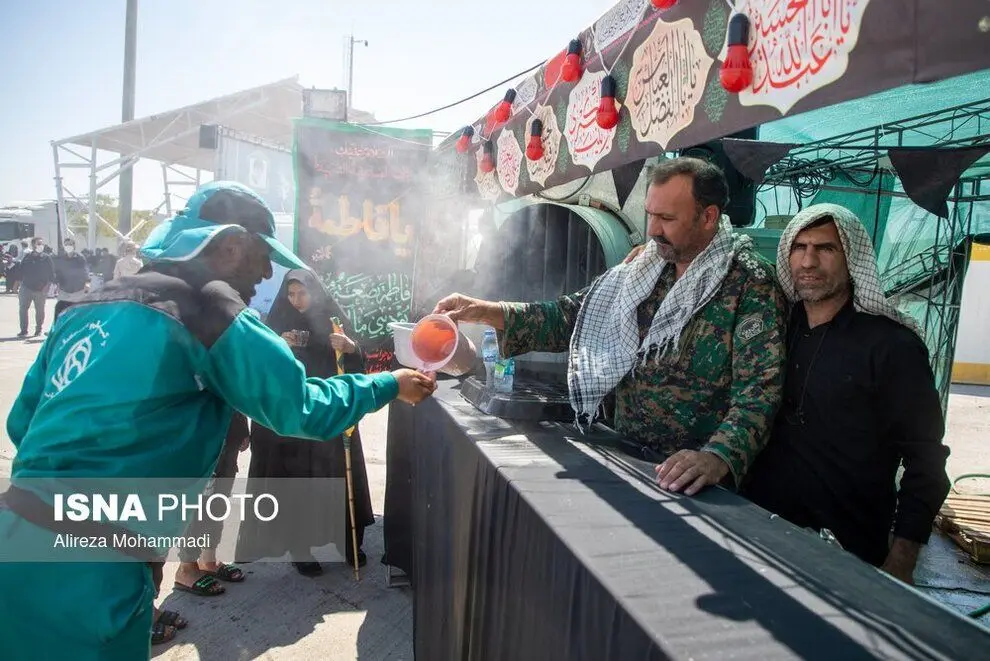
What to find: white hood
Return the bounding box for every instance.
[777,203,921,337]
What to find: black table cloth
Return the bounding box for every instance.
[383,381,990,660]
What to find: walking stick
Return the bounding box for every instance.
[333,321,361,581]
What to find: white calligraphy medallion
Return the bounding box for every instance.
[627,17,714,150]
[512,77,539,115]
[564,70,618,172]
[727,0,873,114]
[475,167,501,201]
[525,105,562,187]
[496,130,524,195]
[593,0,650,51]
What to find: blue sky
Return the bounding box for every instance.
[0,0,612,209]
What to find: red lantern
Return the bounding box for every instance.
[479,141,496,174]
[652,0,678,9]
[561,39,583,83]
[544,49,566,88]
[495,89,516,123]
[720,13,753,93]
[526,119,545,161]
[596,75,619,130]
[455,126,474,153]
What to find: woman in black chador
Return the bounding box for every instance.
[236,269,374,576]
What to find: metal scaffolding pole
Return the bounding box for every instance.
[88,141,98,249]
[118,0,138,235]
[52,144,68,245]
[347,34,368,111]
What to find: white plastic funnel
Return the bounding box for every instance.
[389,322,427,371]
[389,315,477,377]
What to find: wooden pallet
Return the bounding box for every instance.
[934,493,990,564]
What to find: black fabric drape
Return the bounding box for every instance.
[382,402,414,572]
[722,139,797,184]
[612,159,646,209]
[384,382,990,660]
[887,146,989,218]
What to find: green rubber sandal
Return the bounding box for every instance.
[173,574,225,596]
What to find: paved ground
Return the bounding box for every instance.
[1,293,987,658]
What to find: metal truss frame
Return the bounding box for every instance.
[49,79,300,250]
[51,141,181,247]
[756,102,990,410]
[761,98,990,198]
[160,163,206,219]
[885,180,979,409]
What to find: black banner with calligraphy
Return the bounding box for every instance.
[440,0,990,204]
[293,119,432,372]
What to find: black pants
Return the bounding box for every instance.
[18,287,46,333]
[177,434,241,563]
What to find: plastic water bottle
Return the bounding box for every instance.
[481,328,500,387]
[494,358,515,394]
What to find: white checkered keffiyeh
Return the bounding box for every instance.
[567,216,752,430]
[777,203,921,337]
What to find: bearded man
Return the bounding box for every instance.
[741,203,950,585]
[435,157,788,495]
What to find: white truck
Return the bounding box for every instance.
[0,201,60,255]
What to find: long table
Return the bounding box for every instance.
[383,381,990,660]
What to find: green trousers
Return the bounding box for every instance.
[0,511,156,660]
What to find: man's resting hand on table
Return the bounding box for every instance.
[654,450,730,496]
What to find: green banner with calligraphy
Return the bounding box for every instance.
[293,119,432,372]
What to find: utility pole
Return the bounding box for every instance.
[347,34,368,112]
[118,0,138,236]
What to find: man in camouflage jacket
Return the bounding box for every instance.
[436,158,787,496]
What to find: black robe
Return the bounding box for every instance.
[235,269,375,560]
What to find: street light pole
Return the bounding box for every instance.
[118,0,138,236]
[347,34,368,112]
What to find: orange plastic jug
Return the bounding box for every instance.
[411,315,458,364]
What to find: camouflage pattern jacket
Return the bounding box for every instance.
[500,247,788,487]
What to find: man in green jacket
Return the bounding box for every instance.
[435,158,786,496]
[0,181,435,659]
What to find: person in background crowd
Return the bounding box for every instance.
[150,413,251,647]
[98,247,118,284]
[436,158,788,496]
[41,245,57,297]
[236,269,375,575]
[741,203,950,585]
[6,241,29,293]
[3,244,19,293]
[16,237,55,337]
[83,247,98,271]
[79,248,100,290]
[114,240,144,280]
[55,239,89,296]
[172,413,250,598]
[0,181,437,659]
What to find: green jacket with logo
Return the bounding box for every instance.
[6,267,397,488]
